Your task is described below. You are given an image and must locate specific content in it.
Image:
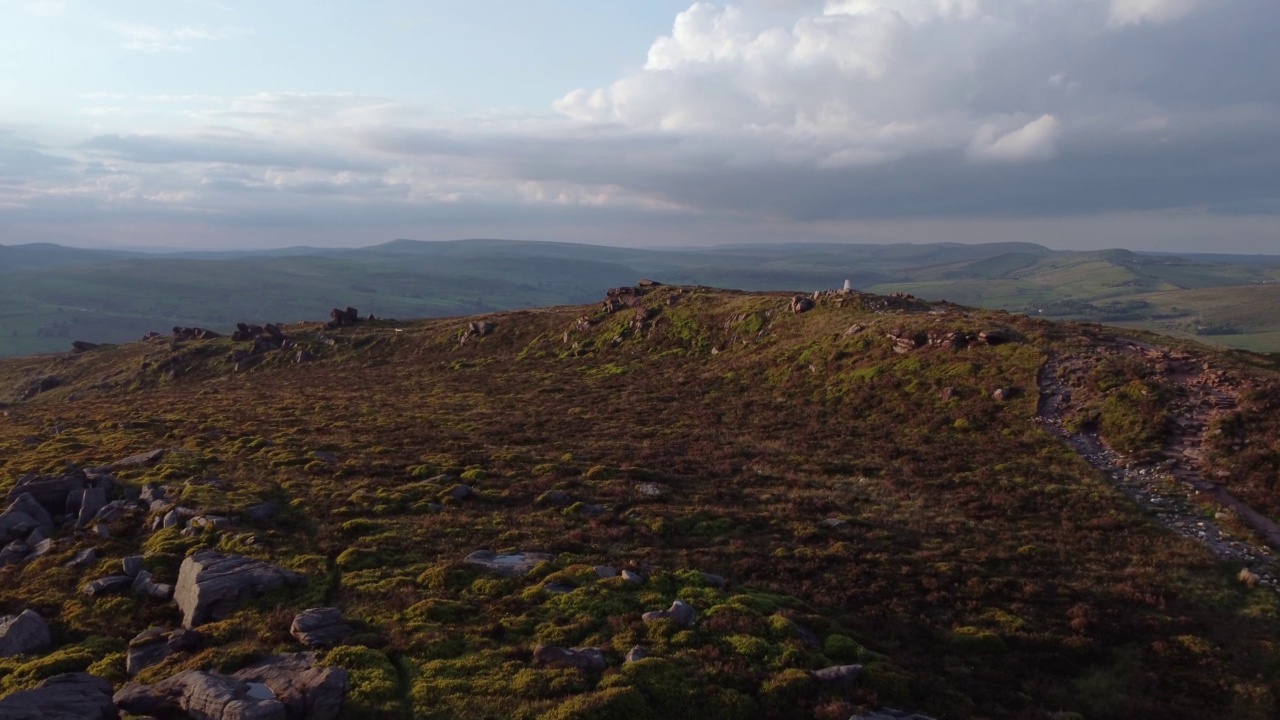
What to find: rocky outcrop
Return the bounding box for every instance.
[0,610,51,657]
[791,296,815,314]
[117,654,349,720]
[174,551,304,628]
[289,608,353,649]
[811,664,861,684]
[324,307,362,330]
[0,672,118,720]
[642,600,697,628]
[532,645,606,672]
[173,327,222,341]
[233,653,349,720]
[114,670,287,720]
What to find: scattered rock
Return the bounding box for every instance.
[172,326,221,341]
[468,321,497,337]
[126,628,202,677]
[174,551,305,628]
[594,566,618,579]
[83,576,134,597]
[0,610,51,657]
[290,608,353,648]
[6,494,53,534]
[463,550,554,577]
[624,646,649,663]
[0,672,117,719]
[642,600,697,628]
[620,570,645,585]
[65,548,98,568]
[443,485,473,502]
[635,483,665,499]
[820,518,848,529]
[132,570,175,601]
[992,388,1013,402]
[811,664,862,684]
[532,645,607,672]
[791,296,815,314]
[6,473,85,517]
[122,556,144,577]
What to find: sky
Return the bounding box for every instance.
[1,0,1279,252]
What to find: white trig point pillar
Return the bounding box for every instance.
[842,279,852,292]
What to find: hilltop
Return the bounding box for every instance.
[0,284,1278,719]
[3,239,1279,357]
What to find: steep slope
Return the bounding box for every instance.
[0,287,1278,719]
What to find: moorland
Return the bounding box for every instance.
[0,281,1278,718]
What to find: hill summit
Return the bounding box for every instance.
[0,283,1278,719]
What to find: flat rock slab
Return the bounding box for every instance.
[0,672,117,720]
[112,449,167,469]
[464,550,554,577]
[0,610,51,658]
[175,551,304,628]
[533,645,606,672]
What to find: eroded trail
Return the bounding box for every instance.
[1036,352,1280,590]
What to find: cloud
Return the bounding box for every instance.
[1108,0,1205,27]
[2,2,1279,251]
[105,21,247,52]
[968,115,1063,163]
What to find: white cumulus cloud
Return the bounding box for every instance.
[968,115,1063,163]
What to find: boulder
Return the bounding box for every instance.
[5,494,52,534]
[289,608,353,648]
[0,610,51,657]
[811,664,862,684]
[75,487,107,529]
[642,600,697,628]
[113,670,286,720]
[123,556,145,577]
[532,645,607,672]
[0,509,38,543]
[5,474,84,519]
[232,653,350,720]
[0,672,118,719]
[65,548,98,568]
[0,541,30,567]
[620,570,645,585]
[83,576,134,597]
[791,296,815,314]
[245,503,278,524]
[133,570,175,601]
[174,551,304,628]
[463,550,554,577]
[624,646,649,663]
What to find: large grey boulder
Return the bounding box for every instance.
[0,610,51,658]
[114,670,286,720]
[289,608,353,648]
[0,672,118,719]
[233,653,350,720]
[174,551,304,628]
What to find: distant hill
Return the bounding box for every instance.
[1,239,1278,356]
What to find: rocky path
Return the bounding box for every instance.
[1036,353,1280,591]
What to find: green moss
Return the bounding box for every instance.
[540,687,655,720]
[823,635,866,664]
[320,645,401,716]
